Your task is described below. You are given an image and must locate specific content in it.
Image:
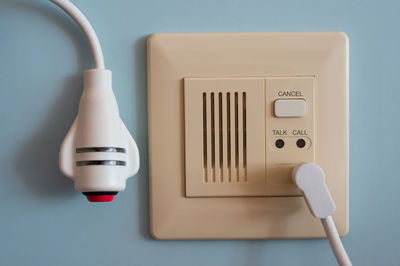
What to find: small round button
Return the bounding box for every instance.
[296,138,306,148]
[275,139,285,149]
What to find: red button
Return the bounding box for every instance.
[86,195,115,202]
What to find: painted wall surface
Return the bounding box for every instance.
[0,0,399,265]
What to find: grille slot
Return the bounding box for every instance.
[76,160,126,166]
[202,91,247,183]
[76,147,126,153]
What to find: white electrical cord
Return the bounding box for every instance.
[321,216,352,266]
[49,0,105,69]
[292,163,352,266]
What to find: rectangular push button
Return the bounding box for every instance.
[274,99,306,117]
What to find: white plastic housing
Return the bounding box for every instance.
[59,69,139,192]
[292,163,336,219]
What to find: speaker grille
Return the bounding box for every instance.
[184,78,266,197]
[202,91,247,183]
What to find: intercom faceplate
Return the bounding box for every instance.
[184,77,315,197]
[148,32,348,239]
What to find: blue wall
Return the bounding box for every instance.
[1,0,399,265]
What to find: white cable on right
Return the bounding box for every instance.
[49,0,105,69]
[322,216,352,266]
[292,163,352,266]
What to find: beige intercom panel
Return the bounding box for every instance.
[148,32,348,239]
[184,77,314,197]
